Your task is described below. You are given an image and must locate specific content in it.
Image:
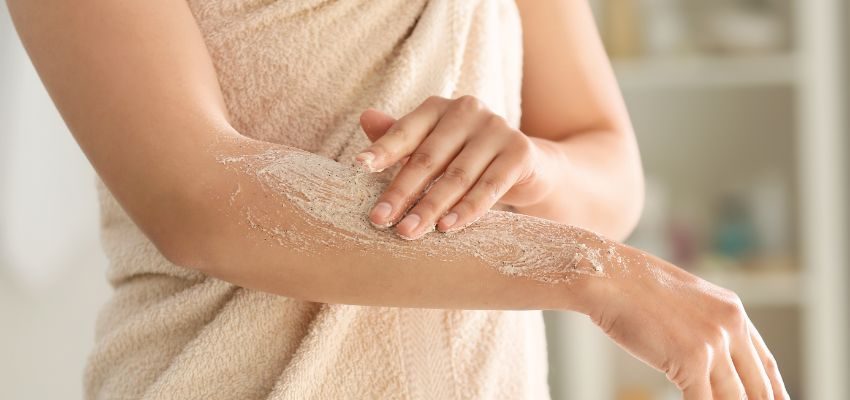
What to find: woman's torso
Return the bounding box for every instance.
[84,1,550,398]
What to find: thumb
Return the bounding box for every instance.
[359,108,397,143]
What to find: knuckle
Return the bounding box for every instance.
[442,166,470,187]
[424,95,445,105]
[413,197,441,218]
[386,124,411,142]
[699,325,727,352]
[479,176,506,201]
[455,94,483,112]
[720,296,747,327]
[454,198,479,217]
[483,113,507,130]
[700,321,722,341]
[370,142,395,160]
[407,151,435,170]
[511,132,533,155]
[462,198,487,217]
[382,185,410,205]
[718,286,742,305]
[762,353,779,373]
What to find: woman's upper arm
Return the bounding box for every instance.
[514,0,633,139]
[6,0,235,260]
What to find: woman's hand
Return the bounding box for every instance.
[356,95,556,240]
[586,248,790,400]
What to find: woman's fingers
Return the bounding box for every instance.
[439,149,521,233]
[711,348,747,400]
[361,95,537,237]
[368,104,474,228]
[682,380,712,400]
[368,148,453,228]
[592,252,791,400]
[395,143,496,239]
[749,320,790,399]
[730,331,774,399]
[358,108,397,141]
[356,96,449,172]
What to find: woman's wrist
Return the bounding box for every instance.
[543,227,629,315]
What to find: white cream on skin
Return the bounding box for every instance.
[217,147,627,284]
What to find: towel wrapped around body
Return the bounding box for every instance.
[83,0,551,398]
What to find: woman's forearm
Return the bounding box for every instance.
[10,1,790,393]
[6,0,624,313]
[167,133,633,312]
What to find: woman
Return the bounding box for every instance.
[8,0,787,399]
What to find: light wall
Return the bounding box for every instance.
[0,4,111,399]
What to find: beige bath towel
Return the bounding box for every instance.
[83,0,550,398]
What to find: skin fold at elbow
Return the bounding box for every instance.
[138,177,229,275]
[146,217,217,274]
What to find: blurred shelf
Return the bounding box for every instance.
[694,267,801,307]
[612,53,797,89]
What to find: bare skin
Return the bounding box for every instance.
[6,0,788,398]
[360,0,644,242]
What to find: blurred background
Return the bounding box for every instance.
[1,0,847,399]
[0,3,112,400]
[545,0,849,399]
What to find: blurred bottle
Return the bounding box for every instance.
[712,194,758,262]
[668,215,699,268]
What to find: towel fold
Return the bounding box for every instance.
[83,0,550,398]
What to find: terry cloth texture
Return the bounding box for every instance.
[83,0,550,399]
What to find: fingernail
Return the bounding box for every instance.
[445,214,481,233]
[439,212,458,230]
[355,151,376,172]
[396,214,421,238]
[370,202,392,223]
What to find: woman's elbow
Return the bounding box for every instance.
[148,222,216,273]
[138,187,222,274]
